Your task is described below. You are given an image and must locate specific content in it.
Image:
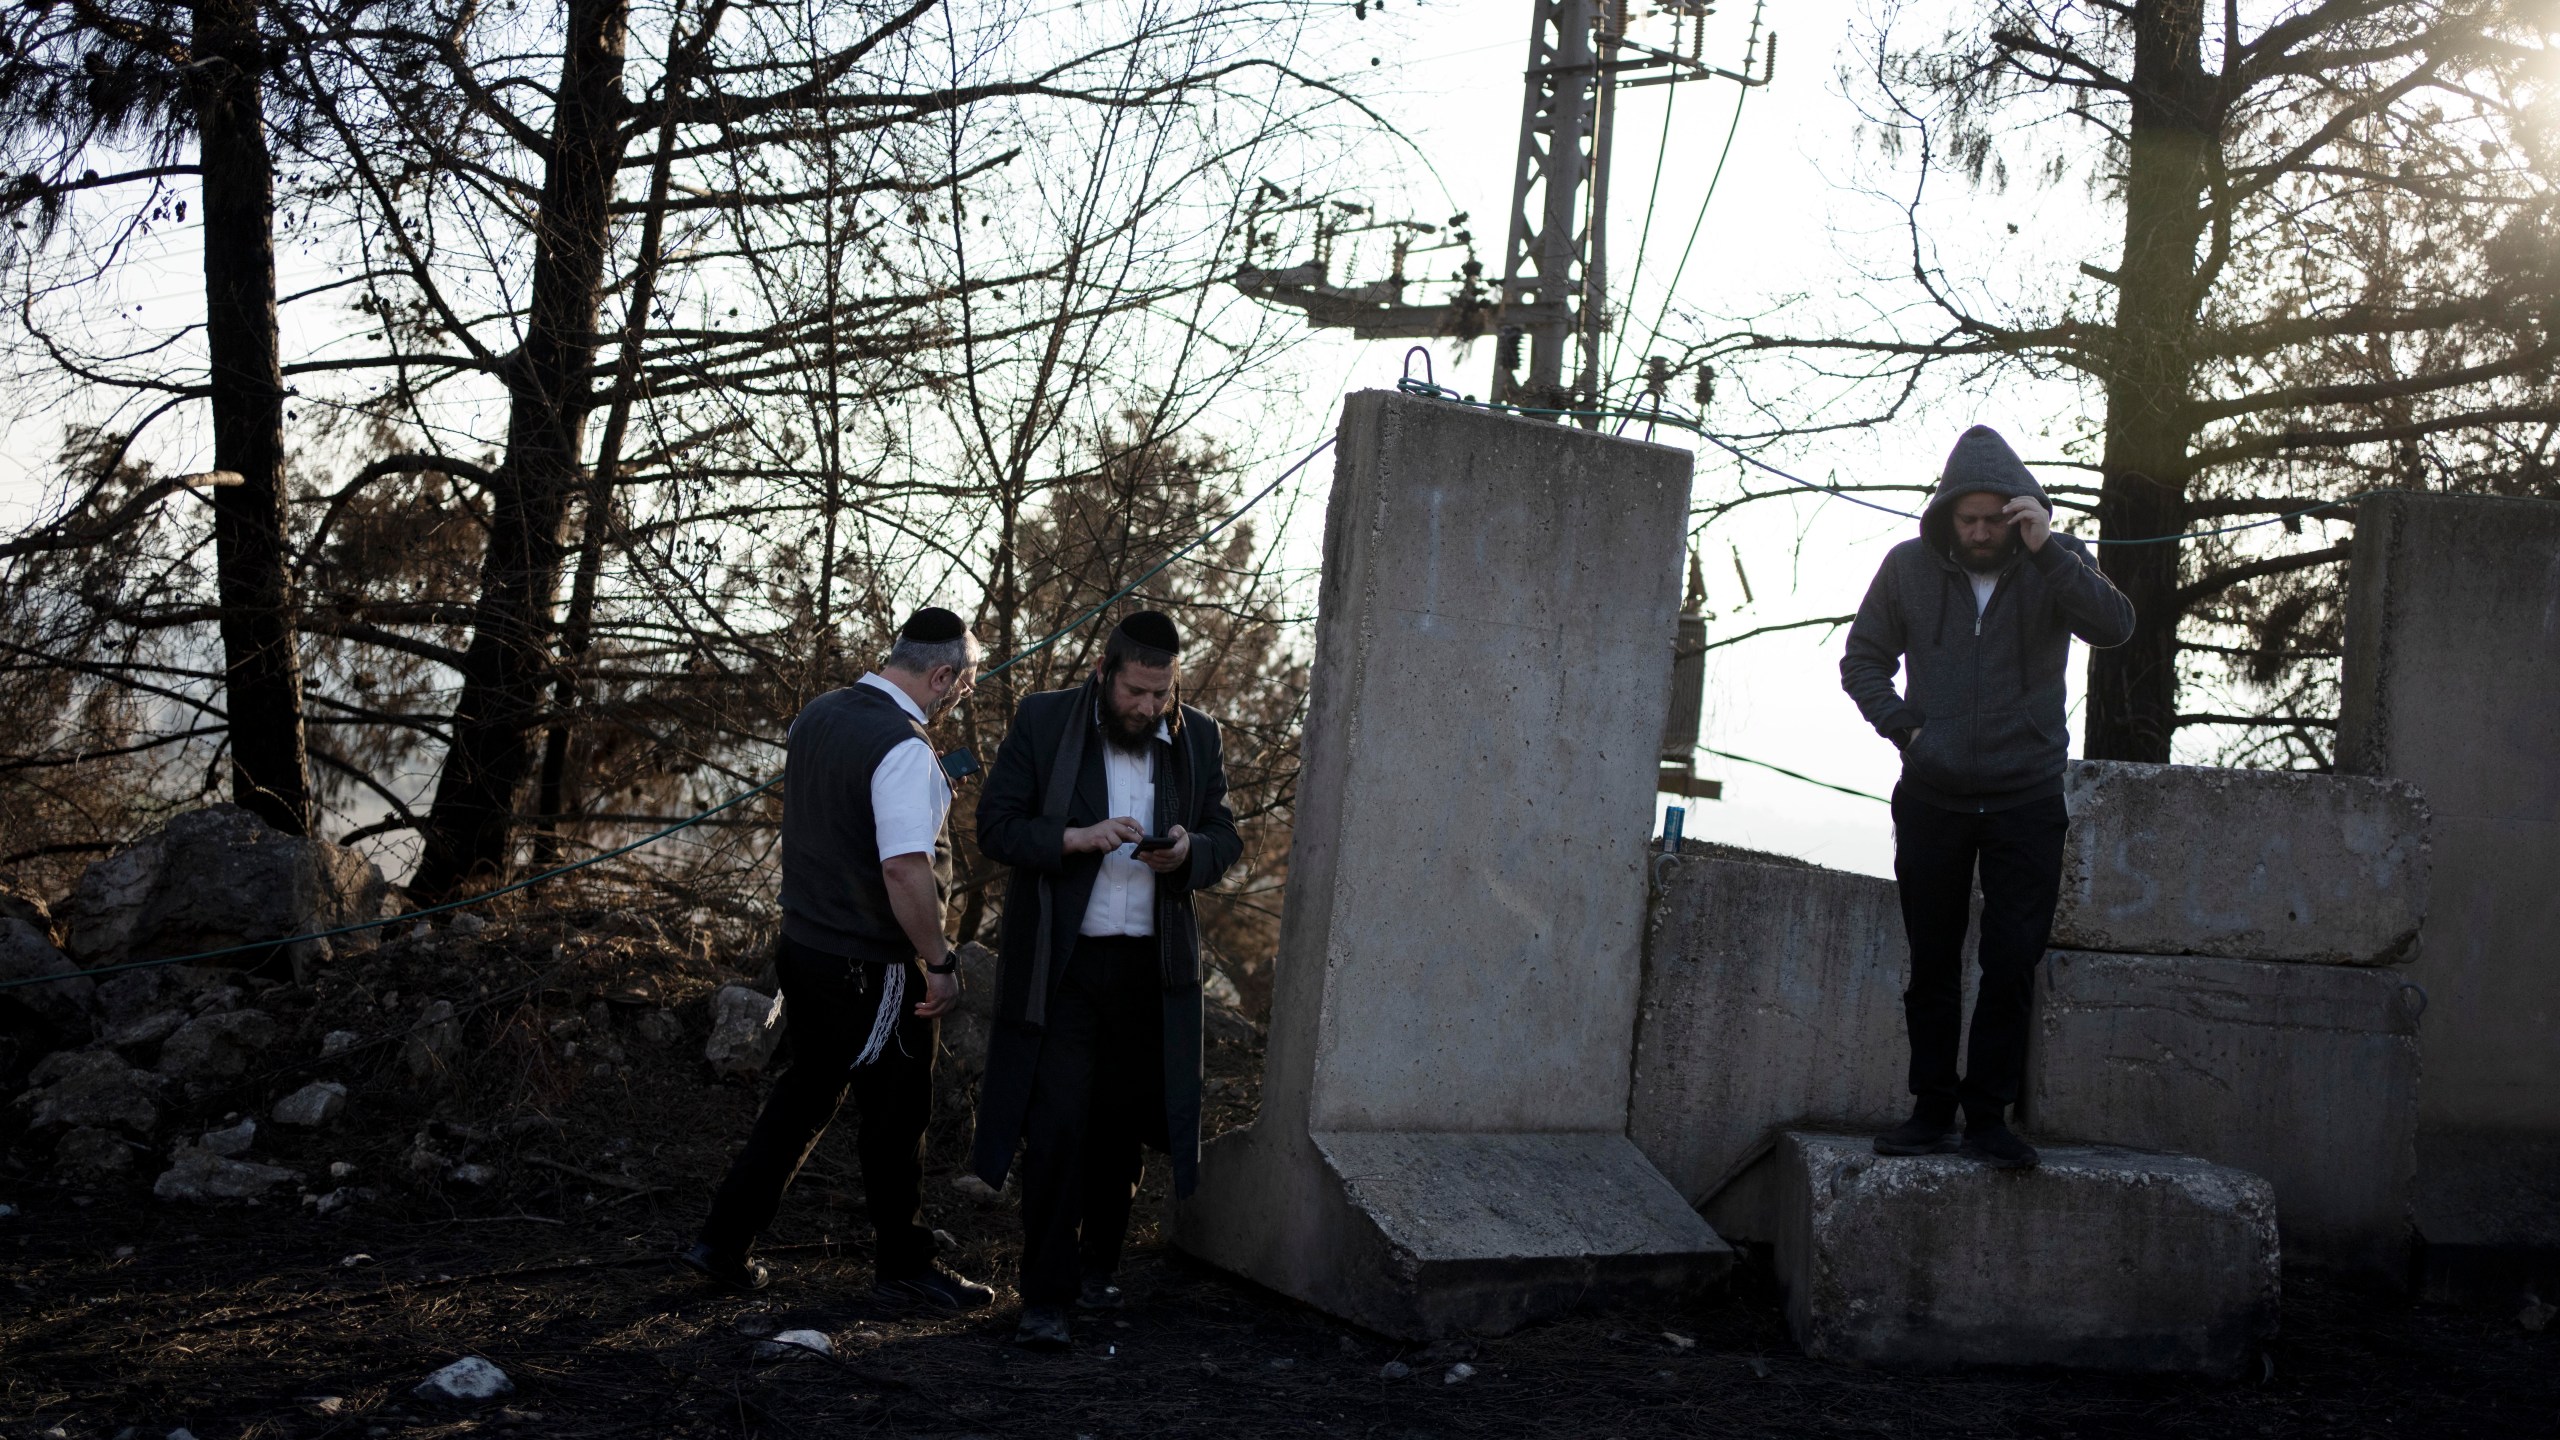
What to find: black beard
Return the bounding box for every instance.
[1958,536,2020,574]
[1099,693,1157,752]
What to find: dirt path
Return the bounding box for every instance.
[6,1176,2553,1440]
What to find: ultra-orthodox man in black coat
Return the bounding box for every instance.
[967,672,1242,1203]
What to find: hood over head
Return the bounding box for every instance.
[1921,425,2049,555]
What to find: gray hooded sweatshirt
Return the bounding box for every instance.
[1840,426,2136,812]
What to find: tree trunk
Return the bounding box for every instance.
[2086,0,2216,763]
[413,0,630,897]
[191,0,311,835]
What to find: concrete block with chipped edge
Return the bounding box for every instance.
[2026,949,2421,1278]
[1708,1132,2279,1376]
[2052,760,2429,966]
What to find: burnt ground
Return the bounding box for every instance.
[3,919,2555,1440]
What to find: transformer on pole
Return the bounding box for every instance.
[1234,0,1772,424]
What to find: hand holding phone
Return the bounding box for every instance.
[1133,833,1177,853]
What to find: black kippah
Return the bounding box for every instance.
[1115,610,1182,655]
[899,607,966,644]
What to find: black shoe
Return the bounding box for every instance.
[1076,1276,1124,1312]
[1873,1111,1961,1157]
[873,1262,995,1312]
[1014,1303,1073,1351]
[1960,1123,2040,1170]
[677,1241,770,1293]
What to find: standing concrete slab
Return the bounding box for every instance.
[2050,761,2430,966]
[1169,390,1728,1338]
[2025,949,2422,1276]
[2338,492,2560,1296]
[2338,491,2560,1135]
[1629,852,1972,1203]
[1709,1133,2280,1376]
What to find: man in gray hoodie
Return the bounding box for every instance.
[1841,425,2135,1168]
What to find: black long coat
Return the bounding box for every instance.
[967,683,1242,1198]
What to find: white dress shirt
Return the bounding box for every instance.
[856,673,950,860]
[1078,718,1170,937]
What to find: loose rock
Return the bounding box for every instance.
[54,1126,138,1180]
[2520,1297,2556,1333]
[414,1356,514,1405]
[158,1009,282,1090]
[18,1050,162,1136]
[153,1143,299,1202]
[1378,1361,1412,1380]
[55,805,386,970]
[631,1008,683,1046]
[401,1000,461,1082]
[272,1080,349,1128]
[703,985,784,1077]
[106,1009,189,1048]
[198,1117,257,1156]
[320,1029,361,1056]
[448,1162,497,1188]
[0,918,93,1036]
[754,1329,833,1362]
[1443,1363,1477,1385]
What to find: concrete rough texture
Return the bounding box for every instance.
[1714,1132,2279,1376]
[273,1080,349,1128]
[2338,491,2560,1134]
[2026,949,2421,1276]
[17,1049,162,1135]
[153,1142,299,1202]
[0,917,94,1037]
[56,805,386,969]
[1630,853,1980,1202]
[2408,1130,2560,1305]
[1174,390,1723,1337]
[704,986,784,1077]
[2051,760,2429,965]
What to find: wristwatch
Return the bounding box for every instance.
[925,952,958,976]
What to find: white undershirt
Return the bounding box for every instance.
[1079,718,1171,938]
[1970,570,1998,617]
[855,673,950,861]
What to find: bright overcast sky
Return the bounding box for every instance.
[1253,0,2113,876]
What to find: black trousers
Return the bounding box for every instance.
[698,936,937,1278]
[1891,790,2069,1126]
[1018,934,1163,1308]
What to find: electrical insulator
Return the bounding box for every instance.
[1694,365,1716,409]
[1496,326,1523,373]
[1645,355,1672,401]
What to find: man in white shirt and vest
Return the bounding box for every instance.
[680,608,995,1312]
[970,611,1243,1351]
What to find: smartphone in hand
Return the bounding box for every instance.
[1133,833,1177,854]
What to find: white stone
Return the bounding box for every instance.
[448,1162,496,1187]
[320,1029,361,1057]
[703,985,785,1077]
[272,1080,349,1128]
[55,804,385,969]
[1173,391,1725,1339]
[414,1356,513,1404]
[754,1329,834,1362]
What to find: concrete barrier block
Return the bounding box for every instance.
[1172,389,1725,1336]
[2052,760,2429,966]
[2026,950,2422,1277]
[1714,1132,2279,1376]
[2340,490,2560,1135]
[1630,853,1970,1202]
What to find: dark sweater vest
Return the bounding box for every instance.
[779,683,942,963]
